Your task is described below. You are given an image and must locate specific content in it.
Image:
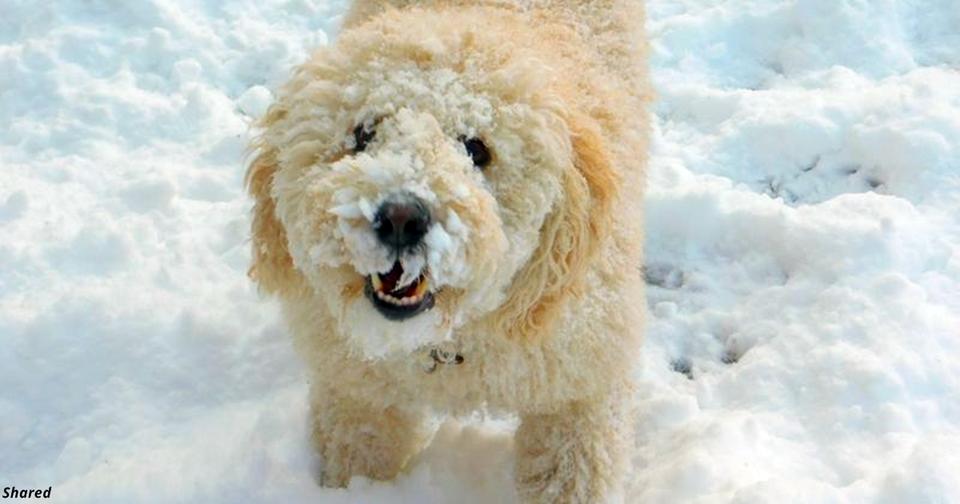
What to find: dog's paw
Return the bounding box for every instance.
[311,399,431,487]
[316,430,413,487]
[318,463,350,488]
[515,402,629,504]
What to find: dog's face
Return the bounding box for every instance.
[248,9,617,358]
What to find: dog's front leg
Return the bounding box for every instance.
[515,398,631,503]
[309,384,431,487]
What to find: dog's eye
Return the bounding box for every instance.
[353,124,375,152]
[461,136,491,169]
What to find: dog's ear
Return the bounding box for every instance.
[498,114,619,341]
[245,146,304,296]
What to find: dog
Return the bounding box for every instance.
[246,0,649,501]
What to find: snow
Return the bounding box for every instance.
[1,0,959,502]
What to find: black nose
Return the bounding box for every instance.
[373,196,431,249]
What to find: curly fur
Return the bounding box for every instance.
[246,0,650,501]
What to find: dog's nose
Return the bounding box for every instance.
[373,196,431,249]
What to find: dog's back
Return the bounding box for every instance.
[344,0,647,89]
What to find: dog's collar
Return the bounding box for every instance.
[421,344,464,374]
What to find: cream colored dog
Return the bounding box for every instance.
[246,0,649,501]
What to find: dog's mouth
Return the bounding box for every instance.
[364,261,435,321]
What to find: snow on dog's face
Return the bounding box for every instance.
[246,9,617,359]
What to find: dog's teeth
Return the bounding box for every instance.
[375,291,408,306]
[373,273,430,307]
[399,295,421,305]
[414,277,429,297]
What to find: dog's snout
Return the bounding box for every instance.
[373,197,431,249]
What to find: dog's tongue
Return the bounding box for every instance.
[380,262,404,292]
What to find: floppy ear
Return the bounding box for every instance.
[497,114,620,341]
[245,146,304,296]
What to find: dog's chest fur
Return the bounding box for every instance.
[326,295,639,414]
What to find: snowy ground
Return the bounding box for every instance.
[2,0,959,502]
